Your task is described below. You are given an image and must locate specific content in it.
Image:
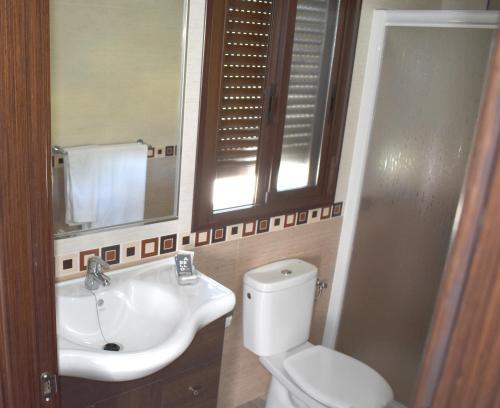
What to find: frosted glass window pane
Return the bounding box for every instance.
[213,165,257,212]
[277,0,340,191]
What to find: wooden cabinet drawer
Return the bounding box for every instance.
[92,362,220,408]
[159,362,220,408]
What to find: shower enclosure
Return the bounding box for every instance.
[327,11,497,405]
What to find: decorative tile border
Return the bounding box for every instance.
[56,202,343,278]
[212,227,226,243]
[160,234,177,254]
[257,218,270,233]
[284,213,296,228]
[242,221,256,237]
[195,230,210,247]
[51,144,178,168]
[101,244,120,265]
[79,249,99,271]
[141,238,159,258]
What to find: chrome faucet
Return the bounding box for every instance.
[85,256,111,291]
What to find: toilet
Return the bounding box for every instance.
[243,259,394,408]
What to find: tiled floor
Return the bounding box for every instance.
[237,396,266,408]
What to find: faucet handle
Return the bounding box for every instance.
[88,256,110,271]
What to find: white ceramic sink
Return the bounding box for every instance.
[56,257,235,381]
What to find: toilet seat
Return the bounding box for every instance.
[283,345,393,408]
[260,343,393,408]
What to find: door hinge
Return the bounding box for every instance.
[40,372,58,403]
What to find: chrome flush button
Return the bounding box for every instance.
[281,269,292,276]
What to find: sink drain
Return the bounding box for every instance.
[103,343,121,352]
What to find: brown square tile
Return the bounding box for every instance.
[79,249,99,271]
[179,233,194,250]
[165,146,175,156]
[307,208,322,224]
[54,253,80,279]
[160,234,177,254]
[226,224,243,241]
[141,238,159,258]
[56,253,78,277]
[320,206,332,219]
[147,146,155,158]
[62,259,73,270]
[270,215,285,232]
[120,241,141,263]
[157,148,163,155]
[195,230,210,246]
[257,218,270,233]
[101,244,120,265]
[284,213,296,228]
[297,210,308,225]
[243,221,256,237]
[212,227,226,243]
[332,202,343,217]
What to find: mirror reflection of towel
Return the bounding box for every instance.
[64,143,148,229]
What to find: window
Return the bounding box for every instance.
[193,0,360,230]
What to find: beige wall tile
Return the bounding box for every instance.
[194,219,342,408]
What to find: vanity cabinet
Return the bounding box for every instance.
[60,316,226,408]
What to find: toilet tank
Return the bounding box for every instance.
[243,259,318,356]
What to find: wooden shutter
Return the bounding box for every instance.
[215,0,275,177]
[280,0,337,178]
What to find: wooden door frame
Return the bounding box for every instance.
[0,1,498,407]
[412,31,500,407]
[0,0,59,407]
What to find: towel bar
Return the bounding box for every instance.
[51,140,152,154]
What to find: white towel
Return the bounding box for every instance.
[64,143,148,229]
[64,145,100,227]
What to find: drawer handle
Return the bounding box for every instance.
[189,385,202,397]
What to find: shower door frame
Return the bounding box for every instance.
[322,10,499,347]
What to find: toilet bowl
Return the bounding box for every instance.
[243,259,394,408]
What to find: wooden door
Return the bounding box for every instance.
[412,32,500,408]
[0,0,60,407]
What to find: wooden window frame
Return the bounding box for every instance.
[193,0,361,231]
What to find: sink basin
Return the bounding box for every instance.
[56,257,235,381]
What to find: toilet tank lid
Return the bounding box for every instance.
[244,259,318,292]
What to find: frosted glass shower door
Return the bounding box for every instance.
[333,12,495,405]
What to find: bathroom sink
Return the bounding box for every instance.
[56,257,235,381]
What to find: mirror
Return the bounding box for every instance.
[50,0,188,237]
